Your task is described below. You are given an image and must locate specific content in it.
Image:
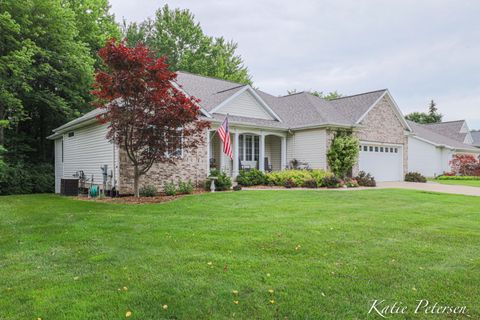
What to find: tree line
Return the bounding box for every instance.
[0,1,251,194]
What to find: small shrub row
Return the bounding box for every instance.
[437,175,480,181]
[405,172,427,183]
[139,179,195,197]
[236,169,266,186]
[266,169,333,187]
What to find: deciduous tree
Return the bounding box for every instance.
[405,100,442,124]
[123,5,251,84]
[93,40,210,196]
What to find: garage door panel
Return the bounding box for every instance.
[359,143,402,182]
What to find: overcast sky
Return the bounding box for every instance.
[109,0,480,129]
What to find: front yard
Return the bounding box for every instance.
[1,190,480,319]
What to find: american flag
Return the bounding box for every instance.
[216,117,233,160]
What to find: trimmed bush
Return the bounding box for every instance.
[322,175,342,188]
[284,178,297,188]
[139,184,158,197]
[302,179,318,188]
[405,172,427,183]
[205,169,232,191]
[327,132,359,178]
[355,171,376,187]
[163,181,177,196]
[345,178,359,188]
[437,175,480,181]
[233,185,242,191]
[266,169,332,187]
[236,169,266,186]
[178,180,194,194]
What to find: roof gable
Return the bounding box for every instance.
[211,86,282,121]
[424,120,472,144]
[352,90,411,131]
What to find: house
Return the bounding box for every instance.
[471,131,480,148]
[48,71,479,194]
[407,120,480,177]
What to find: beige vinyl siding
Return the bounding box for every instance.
[286,135,294,165]
[291,129,327,169]
[265,135,281,171]
[54,138,63,193]
[216,91,274,120]
[62,123,115,186]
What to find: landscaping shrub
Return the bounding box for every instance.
[302,179,318,188]
[437,175,480,181]
[284,178,297,188]
[327,132,359,178]
[322,175,342,188]
[139,184,158,197]
[236,169,266,186]
[163,181,177,196]
[266,169,332,187]
[233,185,242,191]
[354,171,376,187]
[405,172,427,183]
[205,169,232,191]
[449,154,480,176]
[0,161,54,195]
[178,180,194,194]
[345,178,359,188]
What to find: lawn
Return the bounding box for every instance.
[1,190,480,319]
[431,179,480,187]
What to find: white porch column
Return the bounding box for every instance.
[281,136,287,170]
[206,130,211,176]
[259,133,265,172]
[233,131,239,177]
[219,138,225,172]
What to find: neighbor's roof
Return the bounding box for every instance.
[422,120,469,143]
[408,120,479,152]
[471,131,480,147]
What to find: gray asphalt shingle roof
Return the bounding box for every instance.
[176,72,388,129]
[408,120,478,151]
[471,131,480,147]
[422,120,468,143]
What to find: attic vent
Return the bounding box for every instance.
[68,132,74,137]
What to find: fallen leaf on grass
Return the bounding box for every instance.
[126,310,132,317]
[162,304,168,310]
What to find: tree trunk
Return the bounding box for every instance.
[133,165,140,197]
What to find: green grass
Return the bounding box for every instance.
[430,179,480,187]
[1,190,480,319]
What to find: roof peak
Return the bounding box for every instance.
[329,89,387,101]
[423,120,466,126]
[176,70,248,86]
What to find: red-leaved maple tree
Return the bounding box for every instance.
[449,154,480,176]
[93,39,209,196]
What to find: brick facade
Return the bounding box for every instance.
[353,94,408,175]
[118,131,208,195]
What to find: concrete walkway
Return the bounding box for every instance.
[377,181,480,197]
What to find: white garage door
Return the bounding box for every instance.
[359,143,403,182]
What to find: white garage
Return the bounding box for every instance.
[359,143,403,181]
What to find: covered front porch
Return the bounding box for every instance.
[207,127,287,178]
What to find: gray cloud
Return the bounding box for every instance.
[109,0,480,128]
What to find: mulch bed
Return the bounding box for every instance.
[74,189,206,204]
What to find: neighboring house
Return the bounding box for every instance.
[48,71,478,194]
[407,120,480,177]
[471,131,480,148]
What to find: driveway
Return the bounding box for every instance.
[377,181,480,197]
